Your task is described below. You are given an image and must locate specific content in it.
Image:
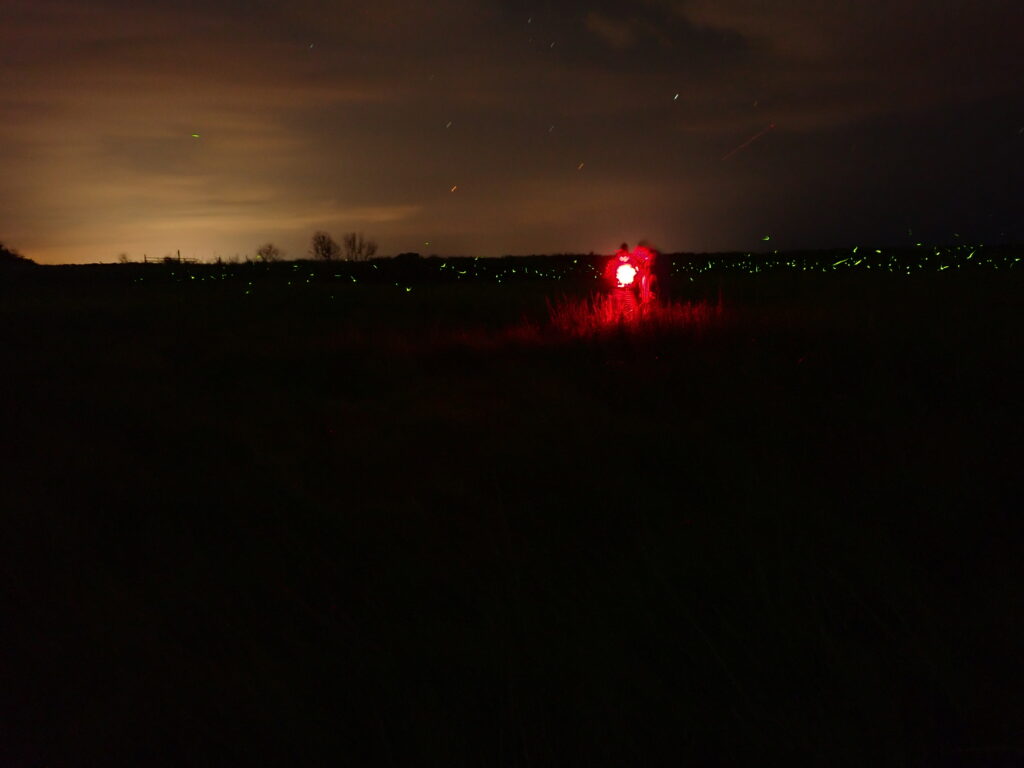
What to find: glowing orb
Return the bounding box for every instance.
[616,263,637,287]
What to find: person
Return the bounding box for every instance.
[604,243,634,286]
[633,244,657,306]
[604,243,641,318]
[604,243,658,316]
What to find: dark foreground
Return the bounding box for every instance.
[1,259,1022,765]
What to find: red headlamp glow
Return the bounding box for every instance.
[615,263,637,287]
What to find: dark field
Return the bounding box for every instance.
[2,251,1022,766]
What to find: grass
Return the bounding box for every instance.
[1,253,1022,765]
[546,292,725,338]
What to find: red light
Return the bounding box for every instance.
[616,263,637,287]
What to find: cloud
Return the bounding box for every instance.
[584,12,639,50]
[672,0,1021,92]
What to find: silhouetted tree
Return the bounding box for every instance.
[310,231,341,261]
[0,241,35,267]
[342,232,378,261]
[255,242,283,262]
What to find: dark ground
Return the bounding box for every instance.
[1,256,1022,766]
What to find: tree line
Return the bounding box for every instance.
[102,231,380,264]
[256,231,378,263]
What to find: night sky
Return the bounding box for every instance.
[2,0,1021,264]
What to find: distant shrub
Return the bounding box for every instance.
[256,242,283,262]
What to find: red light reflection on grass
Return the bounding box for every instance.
[547,293,721,337]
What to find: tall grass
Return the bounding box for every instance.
[547,291,725,337]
